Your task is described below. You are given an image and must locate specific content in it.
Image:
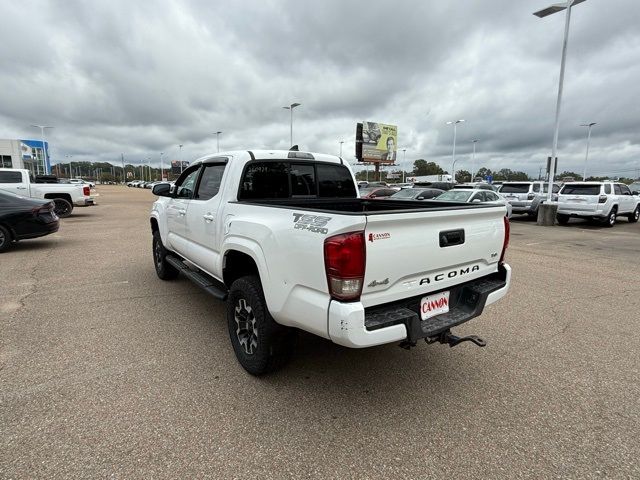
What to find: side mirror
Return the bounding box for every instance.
[152,183,172,197]
[472,198,482,203]
[417,196,425,200]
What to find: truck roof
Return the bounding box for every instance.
[192,150,343,166]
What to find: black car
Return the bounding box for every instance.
[0,190,59,252]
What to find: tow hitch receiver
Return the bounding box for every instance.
[425,330,487,348]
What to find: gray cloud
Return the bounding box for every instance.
[0,0,638,179]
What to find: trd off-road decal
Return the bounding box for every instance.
[292,213,331,234]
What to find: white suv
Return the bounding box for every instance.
[498,181,560,217]
[556,182,640,227]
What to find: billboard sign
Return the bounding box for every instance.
[360,121,397,164]
[171,160,189,174]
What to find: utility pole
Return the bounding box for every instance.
[121,153,126,184]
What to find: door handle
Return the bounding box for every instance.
[16,186,27,190]
[203,214,215,222]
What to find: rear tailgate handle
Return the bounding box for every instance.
[440,229,465,247]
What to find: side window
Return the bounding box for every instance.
[613,184,622,195]
[290,164,317,197]
[604,184,611,194]
[316,164,357,198]
[195,164,226,201]
[0,171,23,183]
[239,162,289,200]
[532,183,540,192]
[176,167,201,199]
[486,192,498,201]
[620,184,631,195]
[552,184,560,193]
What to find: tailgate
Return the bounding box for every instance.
[361,205,507,308]
[558,194,599,213]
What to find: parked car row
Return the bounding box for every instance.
[358,183,512,217]
[127,180,163,189]
[494,180,640,227]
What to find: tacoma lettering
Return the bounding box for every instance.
[420,265,480,285]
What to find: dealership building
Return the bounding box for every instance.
[0,138,51,174]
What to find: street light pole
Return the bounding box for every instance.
[213,132,222,153]
[64,155,72,179]
[471,139,478,181]
[339,140,344,157]
[446,119,465,183]
[160,152,164,181]
[179,144,184,173]
[580,122,596,181]
[402,149,407,183]
[31,124,53,175]
[282,103,301,146]
[534,0,587,201]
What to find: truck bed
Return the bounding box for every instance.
[236,198,491,215]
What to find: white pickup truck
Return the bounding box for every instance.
[0,168,95,217]
[150,150,511,375]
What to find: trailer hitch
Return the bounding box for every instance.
[425,330,487,348]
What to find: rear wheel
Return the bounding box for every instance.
[604,207,617,228]
[628,206,639,223]
[227,275,295,375]
[556,214,570,225]
[152,230,179,280]
[0,225,12,253]
[52,198,73,218]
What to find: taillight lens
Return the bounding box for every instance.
[83,186,90,196]
[598,195,607,203]
[527,193,535,200]
[324,231,366,302]
[499,216,510,264]
[31,203,53,216]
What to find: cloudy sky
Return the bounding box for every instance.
[1,0,639,178]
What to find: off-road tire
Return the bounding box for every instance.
[227,275,295,375]
[603,207,617,228]
[53,198,73,218]
[628,206,639,223]
[152,230,179,280]
[556,214,570,225]
[0,225,12,253]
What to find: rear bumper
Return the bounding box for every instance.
[74,197,96,206]
[328,264,511,348]
[16,220,59,240]
[557,207,606,218]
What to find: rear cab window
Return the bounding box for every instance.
[238,161,356,200]
[0,171,23,183]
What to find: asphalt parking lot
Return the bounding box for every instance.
[2,186,639,478]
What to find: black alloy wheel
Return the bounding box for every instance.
[0,225,11,253]
[53,198,73,218]
[227,275,295,375]
[152,230,179,280]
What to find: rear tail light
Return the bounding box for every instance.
[598,195,607,203]
[324,231,366,302]
[83,186,90,196]
[527,193,535,200]
[32,203,53,215]
[499,216,510,264]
